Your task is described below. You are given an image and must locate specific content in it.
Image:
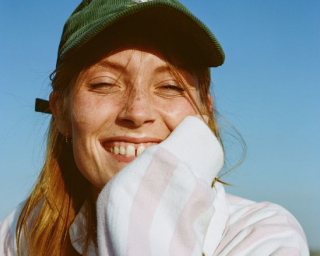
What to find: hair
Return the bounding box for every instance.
[16,25,226,256]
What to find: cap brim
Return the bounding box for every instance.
[58,2,225,67]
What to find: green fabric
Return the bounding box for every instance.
[57,0,225,67]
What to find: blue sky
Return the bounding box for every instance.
[1,0,319,250]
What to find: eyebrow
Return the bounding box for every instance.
[153,65,172,74]
[96,60,127,70]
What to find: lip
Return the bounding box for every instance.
[102,135,163,144]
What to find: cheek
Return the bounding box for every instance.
[68,94,109,166]
[68,92,121,187]
[69,93,116,137]
[69,94,101,167]
[154,96,198,131]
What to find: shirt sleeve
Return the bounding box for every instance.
[96,116,224,256]
[212,194,309,256]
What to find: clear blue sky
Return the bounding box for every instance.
[1,0,319,250]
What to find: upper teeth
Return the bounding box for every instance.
[109,145,146,157]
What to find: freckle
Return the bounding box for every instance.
[137,97,141,101]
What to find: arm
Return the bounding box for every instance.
[96,116,224,256]
[212,194,310,256]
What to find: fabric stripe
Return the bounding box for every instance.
[213,201,308,256]
[169,178,213,256]
[226,215,295,255]
[149,162,197,256]
[97,179,116,256]
[126,147,179,256]
[97,146,160,256]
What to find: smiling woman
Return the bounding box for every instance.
[0,0,310,256]
[54,47,204,190]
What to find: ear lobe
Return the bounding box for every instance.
[49,91,71,136]
[207,94,213,114]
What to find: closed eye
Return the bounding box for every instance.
[90,82,114,88]
[88,82,121,94]
[154,83,186,98]
[161,85,185,92]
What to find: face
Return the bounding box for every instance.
[65,48,201,190]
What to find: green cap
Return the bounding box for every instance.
[57,0,225,67]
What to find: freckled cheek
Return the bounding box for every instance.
[69,94,117,136]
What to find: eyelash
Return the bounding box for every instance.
[90,83,184,91]
[88,80,186,98]
[90,82,114,87]
[161,85,185,92]
[88,82,118,91]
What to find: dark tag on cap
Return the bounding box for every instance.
[35,98,51,114]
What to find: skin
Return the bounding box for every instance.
[52,47,209,193]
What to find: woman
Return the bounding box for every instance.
[0,0,309,255]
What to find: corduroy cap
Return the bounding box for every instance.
[57,0,225,67]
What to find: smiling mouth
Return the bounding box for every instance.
[103,141,159,157]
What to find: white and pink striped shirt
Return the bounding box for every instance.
[0,117,309,256]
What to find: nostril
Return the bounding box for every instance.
[122,118,135,125]
[117,92,156,127]
[117,109,156,127]
[119,116,154,127]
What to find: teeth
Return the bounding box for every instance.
[108,143,149,157]
[137,145,145,156]
[119,146,126,155]
[126,145,135,157]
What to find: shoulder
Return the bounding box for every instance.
[214,193,309,255]
[0,202,25,256]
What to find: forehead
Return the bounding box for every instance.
[93,47,171,71]
[101,47,165,63]
[88,47,197,83]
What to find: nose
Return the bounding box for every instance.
[117,88,156,128]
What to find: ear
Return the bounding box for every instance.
[49,91,71,136]
[207,94,213,114]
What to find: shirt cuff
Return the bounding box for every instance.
[159,116,224,186]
